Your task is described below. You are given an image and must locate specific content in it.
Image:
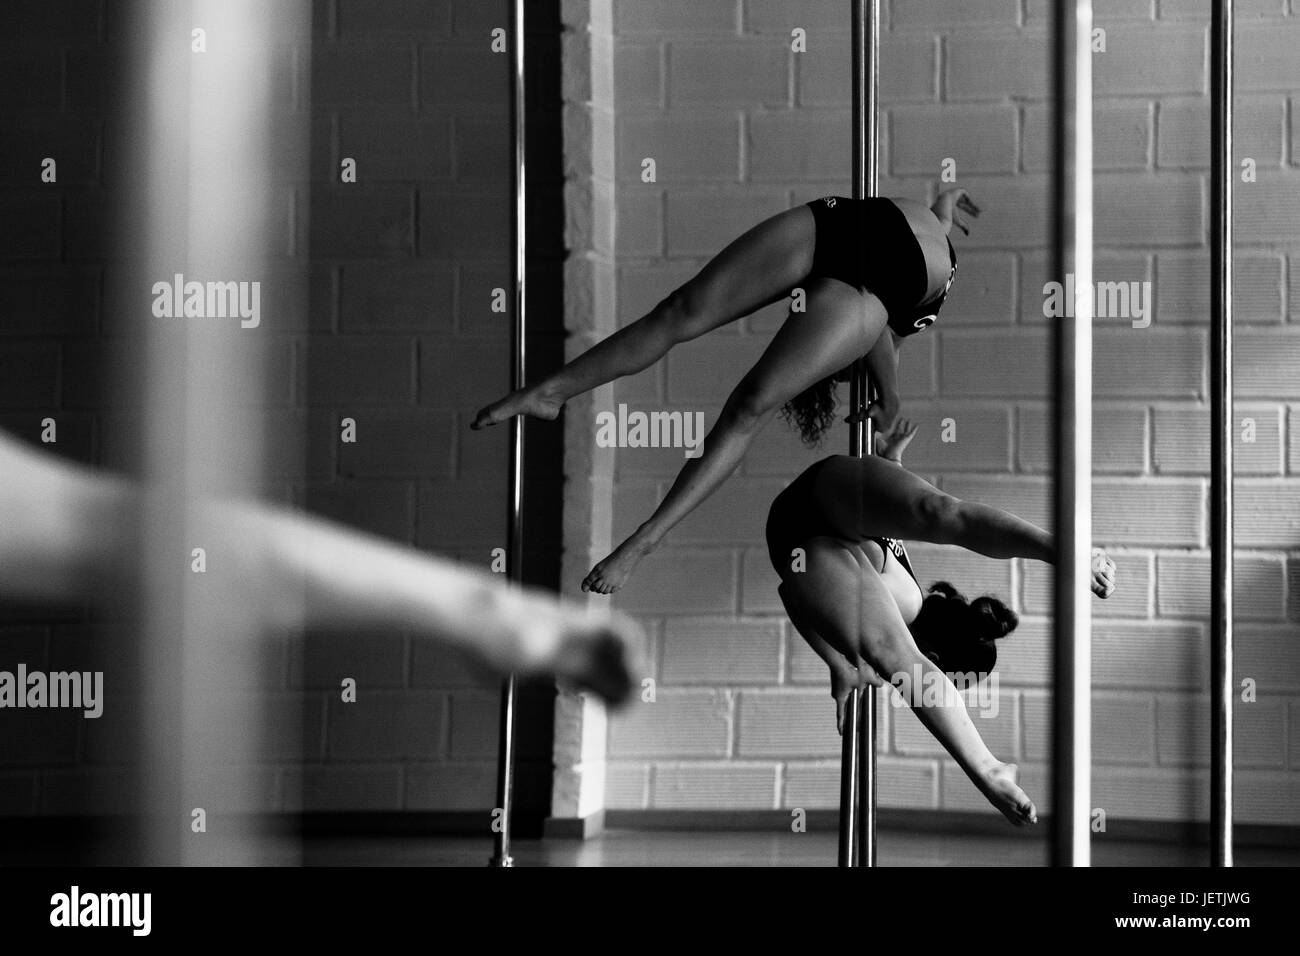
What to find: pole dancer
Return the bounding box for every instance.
[765,422,1118,826]
[471,189,976,596]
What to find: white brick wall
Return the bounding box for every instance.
[593,0,1300,825]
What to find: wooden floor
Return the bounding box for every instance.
[300,828,1300,867]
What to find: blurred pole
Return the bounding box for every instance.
[1210,0,1235,869]
[490,0,527,869]
[121,0,310,865]
[1050,0,1093,868]
[842,0,879,869]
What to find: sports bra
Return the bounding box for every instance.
[891,238,957,338]
[874,536,919,587]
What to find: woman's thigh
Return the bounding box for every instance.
[808,455,955,543]
[670,204,818,341]
[731,276,888,413]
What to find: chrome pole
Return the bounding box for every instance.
[837,686,860,866]
[1210,0,1235,869]
[490,0,527,869]
[1050,0,1094,868]
[842,0,880,869]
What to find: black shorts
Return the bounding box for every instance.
[804,196,956,338]
[765,457,841,575]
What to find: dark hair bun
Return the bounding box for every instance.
[969,596,1018,641]
[911,582,1019,678]
[927,581,962,601]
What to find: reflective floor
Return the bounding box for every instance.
[9,821,1296,866]
[300,828,1300,867]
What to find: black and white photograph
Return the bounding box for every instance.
[0,0,1294,936]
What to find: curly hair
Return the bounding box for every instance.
[778,368,850,446]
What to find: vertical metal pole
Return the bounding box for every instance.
[841,0,879,869]
[121,0,306,866]
[856,0,881,871]
[490,0,527,869]
[1050,0,1093,868]
[1210,0,1235,869]
[837,687,860,866]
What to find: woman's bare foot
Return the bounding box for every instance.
[582,536,654,595]
[931,188,981,236]
[874,417,919,462]
[979,761,1037,827]
[1092,547,1117,598]
[470,385,563,430]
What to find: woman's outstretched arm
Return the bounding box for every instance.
[856,571,1037,826]
[0,431,640,702]
[873,627,1037,826]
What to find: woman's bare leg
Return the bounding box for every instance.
[780,536,1037,826]
[582,279,889,593]
[810,455,1117,595]
[808,454,1117,595]
[809,455,1054,561]
[471,205,817,429]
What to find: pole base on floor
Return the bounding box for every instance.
[488,854,514,868]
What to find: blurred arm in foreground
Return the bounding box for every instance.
[0,430,638,704]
